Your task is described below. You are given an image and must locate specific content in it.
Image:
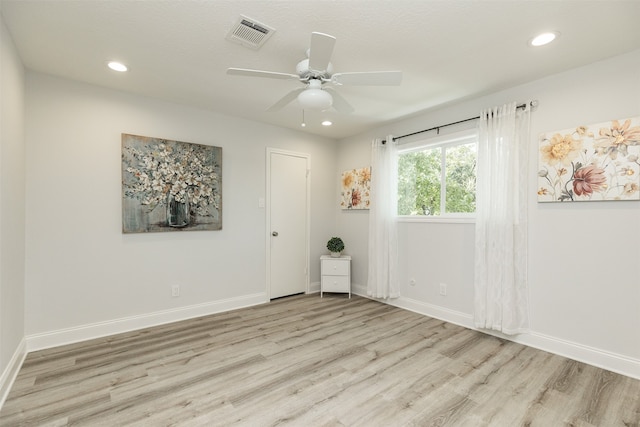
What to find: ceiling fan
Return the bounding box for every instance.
[227,32,402,113]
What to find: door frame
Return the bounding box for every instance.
[265,148,311,299]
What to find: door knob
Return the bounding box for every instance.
[272,231,279,236]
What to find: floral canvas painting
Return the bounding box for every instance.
[122,134,222,233]
[537,117,640,202]
[341,167,371,209]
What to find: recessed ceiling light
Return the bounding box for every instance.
[321,120,332,126]
[530,32,558,47]
[107,61,128,72]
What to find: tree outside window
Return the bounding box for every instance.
[397,132,477,216]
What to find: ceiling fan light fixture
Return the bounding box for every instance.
[297,87,332,111]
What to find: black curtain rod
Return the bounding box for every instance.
[383,100,538,144]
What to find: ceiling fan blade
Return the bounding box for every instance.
[308,32,336,73]
[331,71,403,86]
[266,88,306,112]
[325,88,354,114]
[227,68,300,80]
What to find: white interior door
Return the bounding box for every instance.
[267,149,309,299]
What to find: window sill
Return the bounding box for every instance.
[397,216,475,224]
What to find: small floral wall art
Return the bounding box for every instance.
[537,117,640,202]
[122,134,222,233]
[341,167,371,209]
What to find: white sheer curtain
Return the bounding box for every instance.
[367,136,400,299]
[474,102,531,335]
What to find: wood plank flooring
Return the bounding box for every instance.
[1,294,639,426]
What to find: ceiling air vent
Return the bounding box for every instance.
[226,15,275,50]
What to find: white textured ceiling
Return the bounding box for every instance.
[2,0,640,139]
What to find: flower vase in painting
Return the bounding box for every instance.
[537,117,640,202]
[167,193,190,228]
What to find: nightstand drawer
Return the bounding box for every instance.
[321,259,350,276]
[321,275,350,292]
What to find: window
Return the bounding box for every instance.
[397,130,477,217]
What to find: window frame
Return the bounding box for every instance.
[397,128,478,223]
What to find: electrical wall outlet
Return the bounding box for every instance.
[171,284,180,297]
[439,283,447,296]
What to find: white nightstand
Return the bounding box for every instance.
[320,255,351,298]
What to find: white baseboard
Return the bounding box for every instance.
[26,292,268,352]
[389,296,474,329]
[309,281,320,294]
[0,338,27,410]
[352,285,640,380]
[518,332,640,380]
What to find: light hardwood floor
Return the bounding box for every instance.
[1,294,639,426]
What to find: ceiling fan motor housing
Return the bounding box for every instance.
[296,59,333,79]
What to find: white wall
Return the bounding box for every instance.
[24,73,338,348]
[0,14,26,404]
[337,50,640,379]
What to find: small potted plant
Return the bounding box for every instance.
[327,237,345,257]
